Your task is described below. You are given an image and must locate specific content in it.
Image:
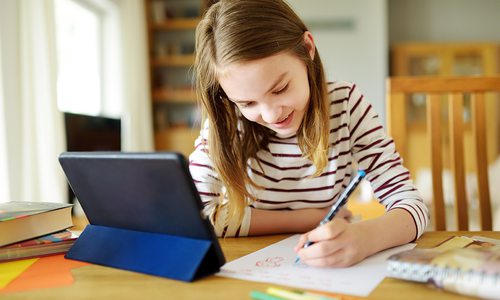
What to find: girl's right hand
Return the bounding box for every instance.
[293,217,370,268]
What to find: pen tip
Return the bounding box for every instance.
[358,170,366,177]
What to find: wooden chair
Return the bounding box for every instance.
[386,76,500,230]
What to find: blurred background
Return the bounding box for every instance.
[1,0,499,229]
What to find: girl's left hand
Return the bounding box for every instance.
[293,218,371,267]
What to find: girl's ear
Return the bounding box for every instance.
[303,31,316,60]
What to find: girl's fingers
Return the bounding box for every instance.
[297,238,343,261]
[294,218,348,251]
[294,233,310,252]
[294,214,352,253]
[307,218,348,242]
[299,247,350,268]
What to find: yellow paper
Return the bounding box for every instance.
[433,236,474,252]
[0,259,38,288]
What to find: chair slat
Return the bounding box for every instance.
[448,93,468,230]
[471,92,493,230]
[386,92,407,160]
[427,94,446,230]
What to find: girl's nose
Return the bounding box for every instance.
[260,104,283,124]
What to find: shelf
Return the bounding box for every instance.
[391,42,499,76]
[146,0,210,153]
[153,88,196,103]
[152,55,195,67]
[154,127,200,157]
[150,18,201,30]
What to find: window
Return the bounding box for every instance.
[54,0,121,117]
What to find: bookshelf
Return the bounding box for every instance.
[390,42,500,173]
[145,0,212,156]
[391,43,499,76]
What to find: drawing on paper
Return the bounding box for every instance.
[217,234,416,297]
[255,256,285,268]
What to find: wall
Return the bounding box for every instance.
[389,0,500,42]
[288,0,388,123]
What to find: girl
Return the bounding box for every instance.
[189,0,428,267]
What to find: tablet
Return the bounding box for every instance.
[58,152,225,269]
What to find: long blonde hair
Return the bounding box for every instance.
[194,0,330,228]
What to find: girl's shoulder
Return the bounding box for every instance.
[326,80,366,104]
[326,80,358,104]
[326,80,356,96]
[327,80,354,88]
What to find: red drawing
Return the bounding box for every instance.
[255,256,285,268]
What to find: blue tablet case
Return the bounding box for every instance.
[58,152,225,282]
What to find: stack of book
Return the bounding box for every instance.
[0,201,76,262]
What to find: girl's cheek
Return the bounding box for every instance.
[241,111,260,122]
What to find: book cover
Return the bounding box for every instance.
[0,201,72,221]
[0,229,79,262]
[387,236,500,299]
[0,201,73,247]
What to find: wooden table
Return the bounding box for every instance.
[2,231,499,300]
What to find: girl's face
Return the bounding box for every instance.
[218,33,315,137]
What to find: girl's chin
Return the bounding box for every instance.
[270,127,299,137]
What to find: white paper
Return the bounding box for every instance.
[217,235,415,297]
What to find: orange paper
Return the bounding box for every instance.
[0,254,89,293]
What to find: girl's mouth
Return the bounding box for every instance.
[274,111,293,128]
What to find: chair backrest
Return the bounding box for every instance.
[386,76,500,230]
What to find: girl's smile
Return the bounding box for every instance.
[273,111,294,129]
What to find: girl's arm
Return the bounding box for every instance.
[248,207,352,236]
[346,83,428,239]
[293,83,426,267]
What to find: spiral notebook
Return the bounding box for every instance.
[387,236,500,299]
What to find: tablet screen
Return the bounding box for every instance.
[59,152,224,265]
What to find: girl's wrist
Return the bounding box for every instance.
[290,208,328,233]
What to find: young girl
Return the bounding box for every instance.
[189,0,428,267]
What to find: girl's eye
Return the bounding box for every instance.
[239,101,255,108]
[273,83,289,95]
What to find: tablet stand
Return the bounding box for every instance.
[66,224,222,282]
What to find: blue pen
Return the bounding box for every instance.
[295,170,366,264]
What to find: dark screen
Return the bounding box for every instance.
[64,112,121,203]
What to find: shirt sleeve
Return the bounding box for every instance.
[346,83,429,240]
[188,120,251,237]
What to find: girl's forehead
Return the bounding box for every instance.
[215,63,234,79]
[217,52,307,102]
[216,52,296,79]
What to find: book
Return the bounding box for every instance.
[387,236,500,299]
[0,229,78,262]
[0,201,73,247]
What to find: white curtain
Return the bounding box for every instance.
[0,30,10,203]
[15,0,66,203]
[0,0,153,204]
[118,0,154,151]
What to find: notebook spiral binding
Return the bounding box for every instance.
[387,260,500,288]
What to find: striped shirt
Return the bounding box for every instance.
[189,81,429,238]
